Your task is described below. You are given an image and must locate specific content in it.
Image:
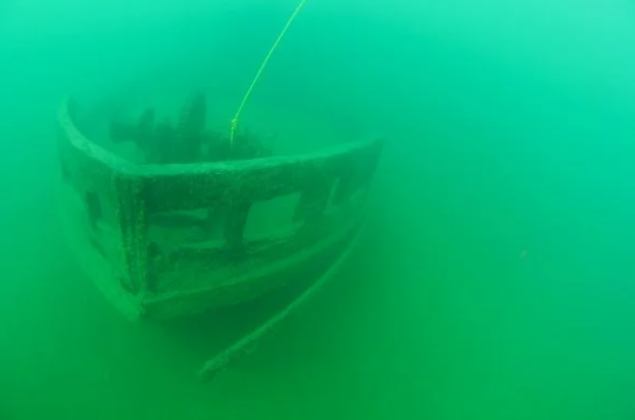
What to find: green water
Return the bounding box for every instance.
[2,0,635,418]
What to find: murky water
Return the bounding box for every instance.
[2,1,635,419]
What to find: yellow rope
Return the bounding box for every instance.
[230,0,308,146]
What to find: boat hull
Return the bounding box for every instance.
[56,98,383,321]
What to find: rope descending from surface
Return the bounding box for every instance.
[229,0,309,146]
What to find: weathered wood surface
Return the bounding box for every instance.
[59,98,382,214]
[140,139,383,213]
[57,99,135,198]
[57,97,383,320]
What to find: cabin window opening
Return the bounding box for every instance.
[146,206,228,252]
[84,191,102,229]
[244,193,301,240]
[328,176,354,210]
[293,179,334,224]
[60,160,71,183]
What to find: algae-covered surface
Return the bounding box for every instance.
[2,1,635,419]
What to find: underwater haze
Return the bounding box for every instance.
[2,0,635,418]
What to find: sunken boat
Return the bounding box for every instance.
[56,91,383,379]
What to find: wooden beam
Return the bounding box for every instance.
[140,140,384,213]
[198,217,367,382]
